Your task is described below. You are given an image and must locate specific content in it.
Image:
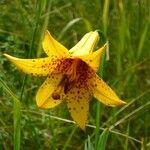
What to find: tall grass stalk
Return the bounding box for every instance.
[58,18,82,40]
[0,78,21,150]
[10,1,46,149]
[62,126,77,150]
[95,0,109,148]
[97,129,109,150]
[102,90,150,127]
[20,0,46,101]
[102,0,109,35]
[37,0,53,57]
[95,51,106,149]
[109,101,150,130]
[117,0,126,78]
[124,123,130,150]
[21,109,142,144]
[137,18,150,59]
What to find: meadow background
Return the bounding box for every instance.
[0,0,150,149]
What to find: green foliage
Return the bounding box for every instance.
[0,0,150,149]
[97,129,109,150]
[84,136,95,150]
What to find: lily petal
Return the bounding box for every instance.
[79,44,107,71]
[66,85,90,130]
[69,31,99,56]
[4,53,58,76]
[90,74,126,106]
[36,74,63,108]
[42,30,69,57]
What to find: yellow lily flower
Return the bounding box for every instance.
[4,30,126,130]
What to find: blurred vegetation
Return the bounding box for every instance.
[0,0,150,149]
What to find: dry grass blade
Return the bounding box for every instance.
[22,109,142,144]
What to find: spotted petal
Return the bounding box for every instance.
[4,54,59,76]
[69,31,99,56]
[79,44,107,71]
[43,30,69,57]
[36,74,63,108]
[66,85,91,130]
[90,74,126,106]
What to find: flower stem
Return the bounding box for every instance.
[95,51,106,149]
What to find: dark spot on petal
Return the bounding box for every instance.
[77,100,80,103]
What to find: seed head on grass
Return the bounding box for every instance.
[4,30,126,130]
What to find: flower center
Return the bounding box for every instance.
[52,58,82,100]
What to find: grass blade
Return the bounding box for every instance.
[137,18,150,59]
[84,135,95,150]
[62,126,77,150]
[58,18,82,40]
[97,129,109,150]
[13,98,21,150]
[0,78,21,150]
[95,39,106,148]
[109,101,150,130]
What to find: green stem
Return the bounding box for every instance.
[62,126,77,150]
[20,0,45,101]
[0,78,21,150]
[102,0,110,35]
[95,52,106,149]
[95,0,109,147]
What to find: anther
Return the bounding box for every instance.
[52,92,60,100]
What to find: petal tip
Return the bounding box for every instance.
[3,53,17,62]
[78,124,86,131]
[36,95,44,108]
[120,100,127,105]
[101,43,107,52]
[115,100,127,107]
[3,53,10,58]
[36,99,48,109]
[45,30,50,36]
[36,99,43,108]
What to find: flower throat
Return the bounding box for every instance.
[52,58,82,100]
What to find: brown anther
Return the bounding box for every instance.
[52,92,60,100]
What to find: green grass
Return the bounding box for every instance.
[0,0,150,149]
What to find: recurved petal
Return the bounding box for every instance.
[69,31,99,56]
[90,74,126,106]
[66,85,90,130]
[36,74,63,108]
[4,53,59,76]
[79,44,107,71]
[42,30,69,57]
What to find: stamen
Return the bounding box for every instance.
[66,58,81,82]
[52,85,63,100]
[52,58,83,99]
[51,75,67,100]
[52,92,60,100]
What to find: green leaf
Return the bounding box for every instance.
[84,135,95,150]
[0,78,21,150]
[97,129,109,150]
